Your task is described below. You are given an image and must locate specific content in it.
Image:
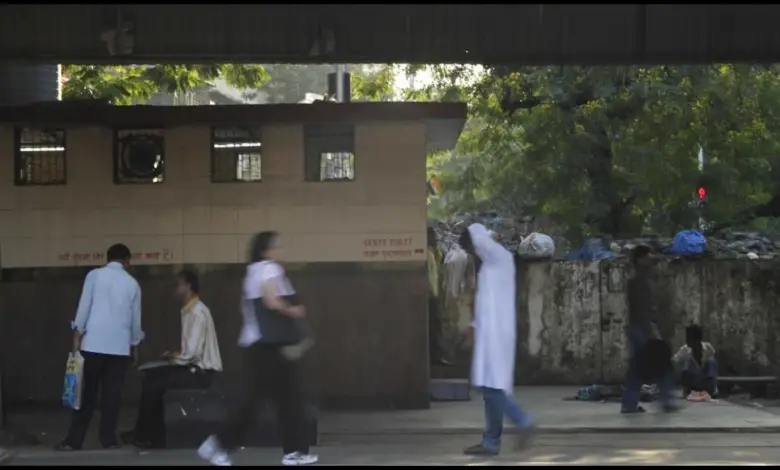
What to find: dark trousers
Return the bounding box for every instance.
[620,328,673,411]
[133,365,215,447]
[64,351,129,449]
[218,343,308,455]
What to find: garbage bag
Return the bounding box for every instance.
[518,232,556,259]
[669,230,707,256]
[564,238,617,261]
[62,352,85,410]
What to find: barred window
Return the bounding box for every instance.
[304,124,355,182]
[14,128,67,185]
[212,127,262,182]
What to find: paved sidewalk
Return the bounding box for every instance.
[9,433,780,466]
[7,386,780,451]
[320,387,780,435]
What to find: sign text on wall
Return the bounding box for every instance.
[57,249,174,264]
[363,237,423,260]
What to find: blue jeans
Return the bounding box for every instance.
[682,358,718,395]
[620,327,673,411]
[683,357,718,377]
[480,387,534,451]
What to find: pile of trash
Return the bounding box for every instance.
[429,212,544,255]
[607,230,780,260]
[430,213,780,261]
[706,230,780,259]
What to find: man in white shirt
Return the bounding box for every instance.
[125,269,222,449]
[57,244,144,451]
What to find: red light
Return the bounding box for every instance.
[698,187,707,200]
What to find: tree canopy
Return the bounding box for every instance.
[62,64,269,105]
[405,64,780,240]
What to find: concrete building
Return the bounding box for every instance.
[0,101,466,409]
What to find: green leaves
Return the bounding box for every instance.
[62,64,270,105]
[351,64,396,101]
[420,64,780,240]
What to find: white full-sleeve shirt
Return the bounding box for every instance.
[173,298,223,371]
[72,261,145,356]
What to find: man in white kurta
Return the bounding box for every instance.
[460,224,535,456]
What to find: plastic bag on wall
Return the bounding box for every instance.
[518,232,556,259]
[669,230,708,256]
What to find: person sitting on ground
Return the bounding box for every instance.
[124,269,223,449]
[673,324,717,398]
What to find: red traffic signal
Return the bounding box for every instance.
[697,187,707,200]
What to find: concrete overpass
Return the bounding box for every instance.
[1,4,780,65]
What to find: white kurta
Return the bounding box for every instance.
[468,223,517,393]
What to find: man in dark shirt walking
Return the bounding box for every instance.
[620,245,677,414]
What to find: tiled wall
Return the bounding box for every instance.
[0,122,428,267]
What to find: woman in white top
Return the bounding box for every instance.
[198,231,317,467]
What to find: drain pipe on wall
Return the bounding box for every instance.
[335,64,347,103]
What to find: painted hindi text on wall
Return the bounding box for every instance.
[362,236,424,260]
[57,249,174,265]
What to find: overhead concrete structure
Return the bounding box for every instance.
[0,64,60,105]
[1,5,780,65]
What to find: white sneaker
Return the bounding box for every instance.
[282,451,319,466]
[197,435,233,467]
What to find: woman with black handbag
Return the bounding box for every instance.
[198,231,317,467]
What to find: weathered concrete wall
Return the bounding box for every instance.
[440,258,780,385]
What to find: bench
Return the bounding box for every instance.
[164,389,318,449]
[717,376,777,398]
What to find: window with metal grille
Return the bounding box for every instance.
[14,128,67,186]
[304,123,355,182]
[211,127,262,182]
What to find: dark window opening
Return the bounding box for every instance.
[211,127,262,182]
[304,123,355,182]
[114,129,166,185]
[14,128,67,186]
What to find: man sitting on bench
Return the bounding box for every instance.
[673,324,717,399]
[124,269,223,449]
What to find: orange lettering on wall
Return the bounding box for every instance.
[362,237,419,259]
[382,249,412,260]
[56,249,172,263]
[363,238,387,248]
[389,237,412,247]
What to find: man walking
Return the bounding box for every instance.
[620,245,677,414]
[459,224,534,456]
[57,244,144,451]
